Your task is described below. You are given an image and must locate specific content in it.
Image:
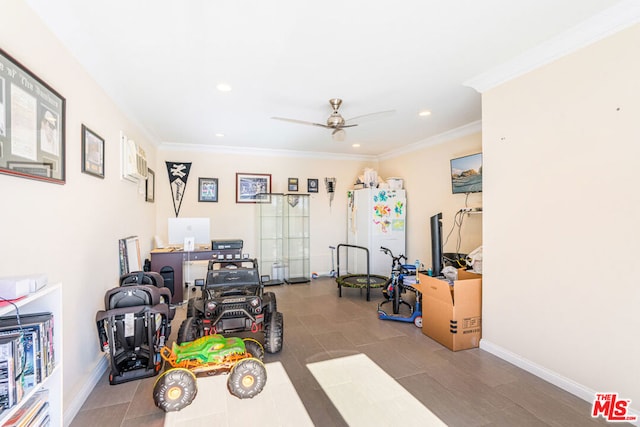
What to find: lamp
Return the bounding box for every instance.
[331,128,346,142]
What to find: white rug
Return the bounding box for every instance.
[164,362,313,427]
[307,354,447,427]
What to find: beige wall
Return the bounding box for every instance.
[481,23,640,407]
[379,131,483,269]
[0,1,158,421]
[12,0,636,422]
[154,147,378,273]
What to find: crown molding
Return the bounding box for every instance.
[465,0,640,93]
[377,121,482,161]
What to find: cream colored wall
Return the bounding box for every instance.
[0,1,158,420]
[379,133,483,268]
[154,148,378,274]
[482,24,640,406]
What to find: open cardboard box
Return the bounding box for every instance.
[414,270,482,351]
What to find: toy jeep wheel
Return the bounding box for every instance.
[243,338,264,360]
[227,358,267,399]
[264,311,283,353]
[153,368,198,412]
[186,298,196,318]
[177,316,198,344]
[264,291,277,314]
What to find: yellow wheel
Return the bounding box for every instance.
[153,368,197,412]
[243,338,264,360]
[227,358,267,399]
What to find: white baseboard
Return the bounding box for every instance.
[63,354,108,427]
[480,339,639,426]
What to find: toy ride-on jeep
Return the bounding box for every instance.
[153,334,266,411]
[178,258,284,353]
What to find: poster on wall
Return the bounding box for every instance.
[0,48,66,183]
[166,161,192,217]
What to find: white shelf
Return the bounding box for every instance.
[0,283,62,427]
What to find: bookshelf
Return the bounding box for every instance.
[0,283,62,427]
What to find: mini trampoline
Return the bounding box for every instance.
[335,244,389,301]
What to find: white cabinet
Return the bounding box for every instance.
[0,283,62,427]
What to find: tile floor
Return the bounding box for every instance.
[72,277,614,427]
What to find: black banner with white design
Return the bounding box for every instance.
[166,161,192,217]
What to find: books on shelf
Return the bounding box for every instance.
[0,313,54,414]
[2,389,49,427]
[0,333,23,413]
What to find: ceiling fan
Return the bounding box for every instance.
[272,98,394,141]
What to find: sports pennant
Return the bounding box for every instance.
[166,161,192,217]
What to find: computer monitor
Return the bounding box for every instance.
[167,217,211,247]
[430,212,443,276]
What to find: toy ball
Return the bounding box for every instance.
[311,272,319,279]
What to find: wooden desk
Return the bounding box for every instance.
[150,248,217,303]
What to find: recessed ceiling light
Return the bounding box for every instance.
[419,110,431,117]
[216,83,232,92]
[352,143,360,148]
[215,133,225,137]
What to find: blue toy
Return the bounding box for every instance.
[377,247,423,327]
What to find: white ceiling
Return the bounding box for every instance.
[25,0,633,157]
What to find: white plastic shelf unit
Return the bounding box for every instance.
[0,283,62,427]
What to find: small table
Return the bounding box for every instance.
[150,248,217,303]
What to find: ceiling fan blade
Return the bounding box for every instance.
[271,117,331,129]
[345,109,396,123]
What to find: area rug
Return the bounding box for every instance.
[164,362,313,427]
[307,353,447,427]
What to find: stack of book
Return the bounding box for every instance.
[1,389,49,427]
[0,312,54,417]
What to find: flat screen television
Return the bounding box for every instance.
[450,152,482,194]
[168,217,211,246]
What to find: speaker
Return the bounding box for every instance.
[430,212,443,276]
[159,266,175,297]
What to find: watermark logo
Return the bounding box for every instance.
[591,393,637,422]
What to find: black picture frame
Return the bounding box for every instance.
[146,168,155,202]
[307,178,319,193]
[199,177,218,202]
[0,48,66,184]
[236,172,271,203]
[288,177,299,192]
[81,125,104,178]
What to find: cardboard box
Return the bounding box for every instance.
[415,270,482,351]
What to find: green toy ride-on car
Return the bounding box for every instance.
[178,259,283,354]
[153,334,267,412]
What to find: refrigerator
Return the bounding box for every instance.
[347,188,406,277]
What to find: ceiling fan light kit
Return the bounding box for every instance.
[331,129,346,142]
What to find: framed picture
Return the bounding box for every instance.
[288,177,299,192]
[307,178,319,193]
[146,168,155,202]
[199,177,218,202]
[236,172,271,203]
[0,48,66,184]
[81,125,104,178]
